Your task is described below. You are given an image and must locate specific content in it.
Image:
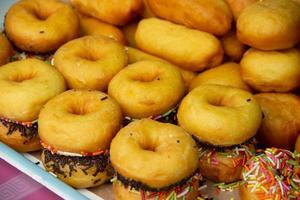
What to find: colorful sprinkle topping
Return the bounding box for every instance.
[242,148,300,200]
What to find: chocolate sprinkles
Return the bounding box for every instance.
[0,118,38,143]
[116,170,198,192]
[43,149,110,178]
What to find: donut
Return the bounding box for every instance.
[110,119,201,200]
[254,93,300,150]
[136,18,224,72]
[296,136,300,153]
[240,48,300,92]
[224,0,257,20]
[189,62,251,92]
[178,84,262,146]
[126,47,197,89]
[0,59,66,152]
[39,90,122,188]
[237,0,300,50]
[78,13,126,44]
[221,30,248,62]
[70,0,143,26]
[54,35,128,91]
[122,22,138,48]
[5,0,80,53]
[240,148,300,200]
[146,0,232,36]
[108,60,185,119]
[196,137,257,183]
[0,33,13,66]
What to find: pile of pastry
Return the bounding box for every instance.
[0,0,299,199]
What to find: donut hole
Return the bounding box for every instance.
[139,140,156,152]
[79,53,100,62]
[32,9,52,21]
[207,97,235,108]
[68,102,94,116]
[9,72,36,82]
[131,72,160,83]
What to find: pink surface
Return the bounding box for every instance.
[0,158,62,200]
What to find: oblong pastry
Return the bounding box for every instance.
[240,48,300,92]
[70,0,143,26]
[54,36,128,91]
[221,30,247,62]
[126,47,197,89]
[146,0,232,36]
[5,0,79,53]
[240,148,300,200]
[178,85,262,146]
[136,18,223,72]
[237,0,300,50]
[254,93,300,150]
[189,62,251,92]
[225,0,257,20]
[78,13,126,44]
[0,33,13,66]
[110,119,201,200]
[0,59,66,152]
[39,90,122,188]
[108,60,185,119]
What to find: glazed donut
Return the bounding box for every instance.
[54,35,128,91]
[146,0,232,36]
[240,148,300,200]
[135,18,224,72]
[70,0,143,26]
[39,90,122,188]
[0,59,66,152]
[237,0,300,50]
[196,137,256,183]
[178,85,262,146]
[240,48,300,92]
[0,33,13,66]
[5,0,79,53]
[221,30,247,62]
[108,60,185,119]
[78,13,126,44]
[254,93,300,150]
[110,119,200,200]
[189,62,251,92]
[126,47,197,89]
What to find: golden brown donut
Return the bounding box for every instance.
[0,33,13,66]
[240,148,300,200]
[70,0,143,26]
[146,0,232,36]
[240,48,300,92]
[221,30,248,62]
[197,138,256,183]
[254,93,300,150]
[5,0,80,53]
[39,90,122,188]
[122,22,138,48]
[178,85,262,146]
[110,119,200,200]
[237,0,300,50]
[0,59,66,152]
[295,135,300,152]
[126,47,197,89]
[189,62,251,92]
[136,18,223,72]
[78,13,126,44]
[108,60,185,119]
[224,0,257,20]
[54,36,128,91]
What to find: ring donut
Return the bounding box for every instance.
[5,0,80,53]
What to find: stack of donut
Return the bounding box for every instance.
[1,0,300,199]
